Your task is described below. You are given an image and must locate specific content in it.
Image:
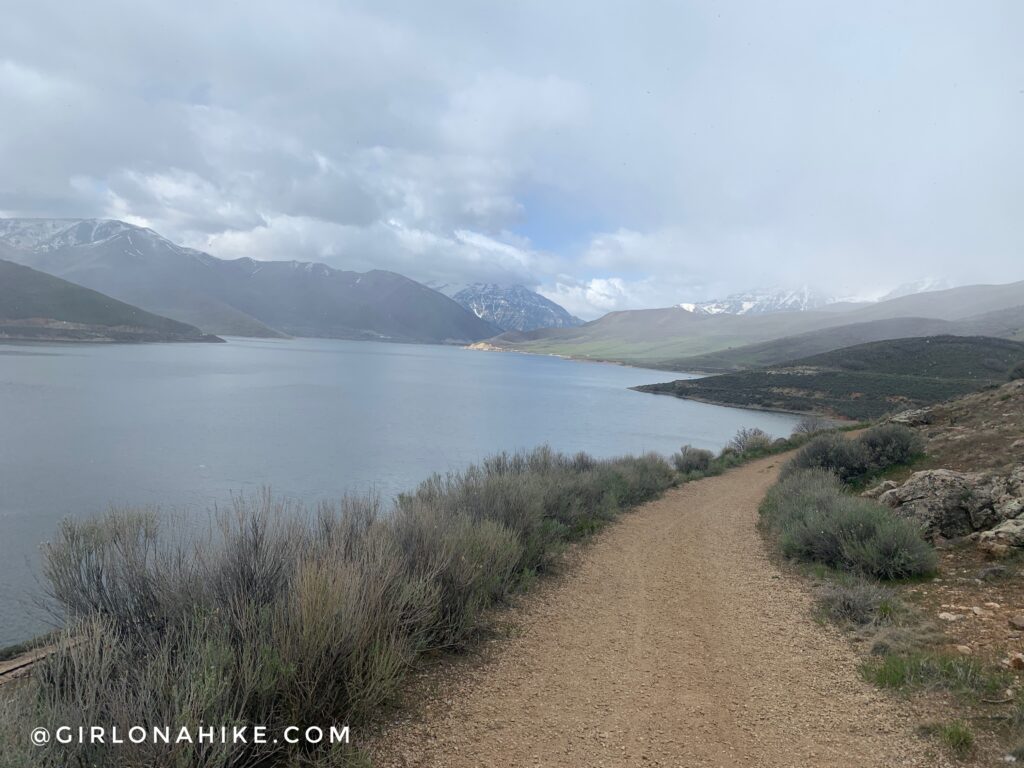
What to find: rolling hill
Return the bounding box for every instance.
[635,336,1024,420]
[0,219,498,344]
[0,258,221,343]
[480,281,1024,369]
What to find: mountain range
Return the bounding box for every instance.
[452,283,583,332]
[0,219,500,344]
[480,280,1024,369]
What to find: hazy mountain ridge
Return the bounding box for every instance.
[483,280,1024,368]
[452,283,582,332]
[0,257,220,343]
[678,287,844,316]
[0,218,498,344]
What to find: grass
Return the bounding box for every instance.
[2,447,675,768]
[920,721,975,758]
[860,652,1011,699]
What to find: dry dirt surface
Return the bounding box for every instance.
[370,454,945,768]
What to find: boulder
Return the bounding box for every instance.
[888,408,932,426]
[861,480,898,499]
[879,466,1024,542]
[977,517,1024,552]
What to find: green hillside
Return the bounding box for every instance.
[635,336,1024,420]
[485,281,1024,368]
[0,259,221,343]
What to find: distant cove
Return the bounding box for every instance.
[0,337,801,645]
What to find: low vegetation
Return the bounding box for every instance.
[780,424,922,484]
[671,445,713,474]
[760,468,936,579]
[637,335,1024,420]
[3,447,675,768]
[814,577,901,627]
[920,721,975,758]
[861,652,1010,699]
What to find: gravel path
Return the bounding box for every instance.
[370,454,941,767]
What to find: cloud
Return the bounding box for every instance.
[1,0,1022,318]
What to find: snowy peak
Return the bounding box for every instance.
[452,283,582,332]
[880,278,955,301]
[0,218,164,252]
[679,288,836,316]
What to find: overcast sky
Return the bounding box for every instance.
[1,1,1022,318]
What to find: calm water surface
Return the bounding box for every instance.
[0,338,800,644]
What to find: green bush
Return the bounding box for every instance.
[780,495,936,579]
[781,433,870,483]
[19,447,675,768]
[1009,360,1024,381]
[858,424,923,471]
[671,445,714,474]
[761,469,936,580]
[759,468,846,533]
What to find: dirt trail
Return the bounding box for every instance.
[371,454,938,767]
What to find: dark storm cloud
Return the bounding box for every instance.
[1,1,1022,318]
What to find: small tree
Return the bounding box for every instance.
[671,445,714,473]
[728,427,773,455]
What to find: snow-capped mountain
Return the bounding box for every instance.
[879,278,955,301]
[678,287,839,316]
[0,218,498,343]
[452,283,583,332]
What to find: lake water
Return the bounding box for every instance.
[0,338,800,645]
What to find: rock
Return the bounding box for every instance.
[977,516,1024,552]
[985,601,1002,609]
[938,612,963,622]
[880,466,1024,542]
[888,408,932,426]
[1010,615,1024,631]
[956,645,973,655]
[1012,439,1024,449]
[971,606,989,617]
[977,565,1009,581]
[862,480,898,499]
[1009,653,1024,670]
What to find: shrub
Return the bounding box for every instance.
[20,447,675,768]
[792,415,830,437]
[779,495,936,579]
[762,469,936,579]
[759,468,846,533]
[671,445,714,474]
[728,427,773,455]
[859,424,923,471]
[815,578,900,626]
[1010,360,1024,381]
[781,433,870,483]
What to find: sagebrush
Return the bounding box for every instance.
[6,447,675,768]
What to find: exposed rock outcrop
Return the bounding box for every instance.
[878,466,1024,542]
